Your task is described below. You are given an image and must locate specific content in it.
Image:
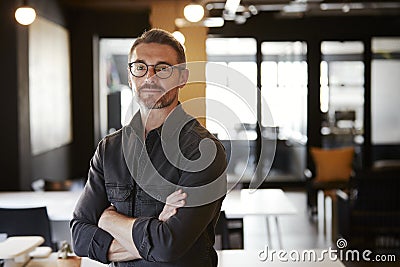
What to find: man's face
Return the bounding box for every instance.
[128,43,187,109]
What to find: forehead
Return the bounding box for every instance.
[130,43,179,65]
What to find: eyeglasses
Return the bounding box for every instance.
[128,62,179,79]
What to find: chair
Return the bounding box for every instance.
[215,211,244,249]
[215,211,230,249]
[306,146,355,216]
[0,207,56,250]
[337,168,400,249]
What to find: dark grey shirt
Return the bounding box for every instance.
[70,105,227,267]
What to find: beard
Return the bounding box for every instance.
[136,84,178,109]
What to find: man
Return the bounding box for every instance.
[71,29,227,267]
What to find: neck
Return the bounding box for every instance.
[140,100,178,136]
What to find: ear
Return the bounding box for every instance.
[178,69,189,88]
[127,68,133,88]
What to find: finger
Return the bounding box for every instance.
[165,190,182,203]
[168,193,186,204]
[158,208,177,222]
[169,209,177,217]
[165,195,175,204]
[170,199,185,208]
[167,197,186,208]
[167,189,182,199]
[166,192,187,204]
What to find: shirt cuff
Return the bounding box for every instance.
[89,228,114,264]
[132,217,155,261]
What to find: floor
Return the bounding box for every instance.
[222,189,399,266]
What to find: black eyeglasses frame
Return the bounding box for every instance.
[128,62,185,79]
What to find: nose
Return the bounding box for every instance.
[146,65,157,80]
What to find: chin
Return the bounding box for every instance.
[138,90,178,110]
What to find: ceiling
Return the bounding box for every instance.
[61,0,400,22]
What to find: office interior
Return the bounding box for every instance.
[1,0,400,265]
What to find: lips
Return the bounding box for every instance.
[141,88,163,93]
[138,84,165,92]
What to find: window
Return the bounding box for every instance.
[99,38,137,137]
[261,41,308,142]
[371,37,400,145]
[29,17,72,155]
[206,38,258,182]
[320,41,365,147]
[261,41,308,180]
[206,38,308,182]
[206,38,257,140]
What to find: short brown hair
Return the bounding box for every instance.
[129,28,186,64]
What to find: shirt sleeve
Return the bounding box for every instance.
[70,140,114,264]
[132,138,227,262]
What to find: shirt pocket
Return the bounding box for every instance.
[105,183,134,216]
[136,185,171,217]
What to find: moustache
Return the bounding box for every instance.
[138,84,165,91]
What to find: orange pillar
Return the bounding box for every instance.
[150,1,207,127]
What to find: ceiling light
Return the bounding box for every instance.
[172,30,186,45]
[283,3,308,13]
[225,0,241,15]
[184,3,204,23]
[248,5,258,15]
[342,4,350,13]
[175,17,224,28]
[15,4,36,25]
[320,3,328,10]
[203,17,224,27]
[234,15,247,24]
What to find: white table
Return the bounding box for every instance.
[222,189,297,249]
[0,191,82,221]
[26,253,106,267]
[26,250,345,267]
[0,236,46,267]
[0,191,82,246]
[0,190,296,250]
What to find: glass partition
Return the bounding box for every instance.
[206,38,258,183]
[320,41,365,148]
[261,41,308,182]
[206,38,257,140]
[99,38,137,138]
[371,37,400,145]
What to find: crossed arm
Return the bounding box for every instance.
[71,136,227,264]
[98,190,187,262]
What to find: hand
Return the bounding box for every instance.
[108,239,137,262]
[158,190,187,222]
[98,205,117,230]
[97,206,140,259]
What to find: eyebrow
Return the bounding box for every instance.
[133,60,173,66]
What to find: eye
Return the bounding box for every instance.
[155,64,171,72]
[135,63,146,71]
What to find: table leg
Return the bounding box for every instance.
[243,216,268,250]
[317,190,325,240]
[274,216,283,249]
[266,216,272,247]
[325,195,333,244]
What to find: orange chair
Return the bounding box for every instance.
[307,146,355,215]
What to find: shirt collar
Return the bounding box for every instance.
[161,103,195,139]
[127,102,195,140]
